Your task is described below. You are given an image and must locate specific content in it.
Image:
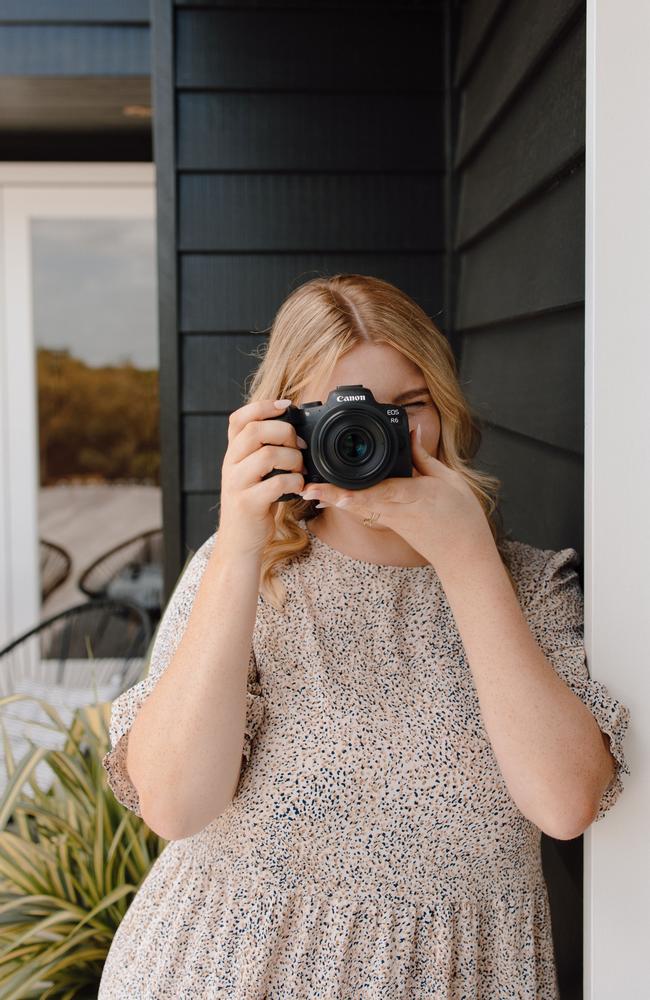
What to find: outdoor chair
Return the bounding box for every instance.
[0,598,152,796]
[78,528,163,622]
[40,537,72,601]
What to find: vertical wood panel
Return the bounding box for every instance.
[151,0,181,596]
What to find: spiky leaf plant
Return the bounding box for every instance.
[0,693,167,999]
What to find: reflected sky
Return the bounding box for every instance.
[31,218,157,369]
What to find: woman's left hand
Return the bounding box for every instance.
[298,424,493,566]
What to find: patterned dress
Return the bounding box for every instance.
[98,517,631,999]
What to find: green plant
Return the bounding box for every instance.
[0,693,167,999]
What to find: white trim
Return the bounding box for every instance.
[0,164,155,646]
[0,163,155,186]
[584,1,647,995]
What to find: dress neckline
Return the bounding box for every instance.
[299,517,438,575]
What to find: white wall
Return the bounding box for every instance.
[584,2,649,996]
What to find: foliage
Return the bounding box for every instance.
[0,694,167,999]
[37,348,160,486]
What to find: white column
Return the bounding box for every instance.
[584,2,648,996]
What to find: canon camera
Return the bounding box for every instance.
[262,383,413,501]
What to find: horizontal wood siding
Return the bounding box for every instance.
[453,0,586,556]
[175,7,443,91]
[178,174,444,252]
[451,4,586,998]
[179,255,445,335]
[167,0,447,552]
[177,92,443,172]
[0,24,149,74]
[0,1,149,21]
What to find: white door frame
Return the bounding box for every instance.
[0,163,155,646]
[585,2,647,996]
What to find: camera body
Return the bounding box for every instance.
[262,383,413,501]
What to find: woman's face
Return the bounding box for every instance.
[299,340,442,475]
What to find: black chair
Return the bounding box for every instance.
[39,538,72,602]
[0,599,152,795]
[78,528,163,621]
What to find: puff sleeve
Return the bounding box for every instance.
[524,546,631,823]
[102,534,266,818]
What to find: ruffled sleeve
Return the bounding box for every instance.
[524,546,631,823]
[102,534,266,818]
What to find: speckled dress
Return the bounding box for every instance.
[98,516,631,1000]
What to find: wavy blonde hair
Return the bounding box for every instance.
[234,273,515,610]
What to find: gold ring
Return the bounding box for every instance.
[362,511,381,528]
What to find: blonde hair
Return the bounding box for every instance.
[232,273,515,610]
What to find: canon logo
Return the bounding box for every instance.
[337,394,366,402]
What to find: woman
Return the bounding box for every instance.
[98,274,631,999]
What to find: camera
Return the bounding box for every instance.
[262,384,413,501]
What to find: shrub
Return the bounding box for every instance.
[0,695,166,999]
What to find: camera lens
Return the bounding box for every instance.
[336,427,373,464]
[312,406,395,489]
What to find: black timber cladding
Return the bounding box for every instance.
[159,0,448,564]
[452,0,586,555]
[0,2,150,73]
[0,0,151,159]
[450,4,586,999]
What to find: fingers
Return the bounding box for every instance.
[229,418,305,466]
[247,442,306,481]
[254,469,307,506]
[227,397,292,446]
[299,479,391,510]
[223,398,309,495]
[227,399,305,462]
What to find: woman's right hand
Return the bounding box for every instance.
[216,398,307,559]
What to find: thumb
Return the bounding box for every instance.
[410,424,449,479]
[411,423,434,464]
